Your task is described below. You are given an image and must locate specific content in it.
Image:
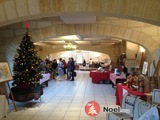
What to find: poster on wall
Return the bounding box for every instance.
[0,62,13,83]
[76,54,83,64]
[142,61,148,75]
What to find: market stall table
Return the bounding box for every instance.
[90,70,112,83]
[110,73,126,88]
[40,73,51,87]
[115,84,149,107]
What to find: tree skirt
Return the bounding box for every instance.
[9,85,43,102]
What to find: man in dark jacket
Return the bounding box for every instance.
[70,58,75,81]
[51,59,58,79]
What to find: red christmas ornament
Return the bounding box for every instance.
[25,23,29,29]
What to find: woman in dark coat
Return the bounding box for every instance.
[70,58,75,81]
[51,59,58,79]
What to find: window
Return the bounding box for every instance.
[76,54,83,64]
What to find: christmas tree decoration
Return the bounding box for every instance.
[12,31,42,88]
[25,23,29,29]
[10,27,43,102]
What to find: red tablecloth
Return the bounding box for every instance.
[89,70,112,83]
[40,73,51,84]
[115,84,147,107]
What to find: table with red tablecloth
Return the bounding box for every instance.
[89,70,112,83]
[110,73,126,88]
[115,84,148,107]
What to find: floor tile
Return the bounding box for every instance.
[30,116,48,120]
[13,115,33,120]
[47,116,63,120]
[6,71,116,120]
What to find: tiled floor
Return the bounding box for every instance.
[3,71,119,120]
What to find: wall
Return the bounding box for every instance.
[155,49,160,65]
[1,0,160,27]
[36,43,122,68]
[49,50,111,64]
[126,42,139,59]
[1,17,160,68]
[0,1,160,74]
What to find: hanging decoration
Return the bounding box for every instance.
[63,41,76,50]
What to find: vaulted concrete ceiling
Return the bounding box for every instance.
[0,0,160,62]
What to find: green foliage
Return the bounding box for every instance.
[12,32,43,87]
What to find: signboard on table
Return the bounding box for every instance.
[142,61,148,75]
[123,88,128,96]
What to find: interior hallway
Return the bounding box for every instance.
[3,71,117,120]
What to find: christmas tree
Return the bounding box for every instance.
[12,27,42,88]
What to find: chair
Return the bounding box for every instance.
[133,99,151,120]
[152,89,160,105]
[138,106,159,120]
[107,93,138,120]
[137,89,160,120]
[121,93,138,117]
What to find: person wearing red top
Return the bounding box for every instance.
[62,60,67,74]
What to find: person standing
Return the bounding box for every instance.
[83,59,86,70]
[89,58,92,69]
[62,60,67,74]
[66,58,71,80]
[83,59,86,66]
[70,57,75,81]
[40,59,46,73]
[57,58,63,80]
[51,59,58,79]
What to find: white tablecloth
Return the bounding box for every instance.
[110,73,126,85]
[0,95,8,120]
[40,73,51,84]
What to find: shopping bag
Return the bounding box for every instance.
[74,72,76,77]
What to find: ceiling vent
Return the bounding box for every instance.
[60,16,96,24]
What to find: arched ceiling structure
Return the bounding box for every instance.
[0,0,160,62]
[0,0,160,27]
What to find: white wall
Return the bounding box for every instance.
[149,49,160,76]
[126,42,139,59]
[155,49,160,65]
[49,50,111,64]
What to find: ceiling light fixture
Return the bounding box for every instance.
[61,35,79,40]
[63,41,76,50]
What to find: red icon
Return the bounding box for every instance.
[85,101,100,117]
[25,23,29,29]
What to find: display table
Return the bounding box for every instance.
[40,73,51,87]
[115,84,149,107]
[0,95,8,119]
[90,70,112,83]
[110,73,126,88]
